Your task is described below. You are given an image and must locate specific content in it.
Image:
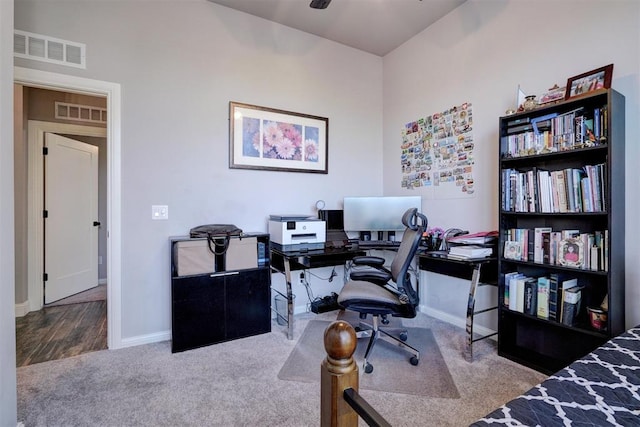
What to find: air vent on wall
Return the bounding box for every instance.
[14,30,86,69]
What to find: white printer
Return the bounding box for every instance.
[269,215,326,251]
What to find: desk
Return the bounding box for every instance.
[418,252,497,360]
[270,244,365,339]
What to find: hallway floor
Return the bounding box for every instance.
[15,299,107,367]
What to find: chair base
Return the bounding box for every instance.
[355,315,420,374]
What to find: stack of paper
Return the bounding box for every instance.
[448,245,493,259]
[447,231,498,245]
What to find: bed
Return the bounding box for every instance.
[472,327,640,426]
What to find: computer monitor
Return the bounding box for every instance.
[319,209,349,245]
[343,196,422,232]
[319,209,343,230]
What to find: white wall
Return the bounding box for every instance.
[14,0,384,339]
[383,0,640,329]
[1,0,18,423]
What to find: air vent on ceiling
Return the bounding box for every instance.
[55,102,107,124]
[14,30,86,69]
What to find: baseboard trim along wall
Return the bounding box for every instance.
[119,330,172,349]
[420,305,497,342]
[14,301,30,318]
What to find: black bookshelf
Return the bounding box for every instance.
[497,89,625,374]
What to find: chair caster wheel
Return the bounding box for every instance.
[410,356,419,366]
[364,363,374,374]
[399,332,408,341]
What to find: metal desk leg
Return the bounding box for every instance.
[283,257,294,340]
[465,264,481,360]
[465,263,498,361]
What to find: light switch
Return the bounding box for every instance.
[152,205,169,220]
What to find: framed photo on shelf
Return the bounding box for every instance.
[229,101,328,174]
[558,238,584,268]
[565,64,613,100]
[503,241,522,261]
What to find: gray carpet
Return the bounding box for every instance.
[17,312,547,426]
[279,320,459,398]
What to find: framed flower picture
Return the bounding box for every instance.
[229,102,328,174]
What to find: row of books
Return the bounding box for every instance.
[504,272,583,326]
[501,163,606,213]
[502,106,608,158]
[503,228,608,272]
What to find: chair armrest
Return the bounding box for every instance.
[349,269,392,286]
[352,256,385,267]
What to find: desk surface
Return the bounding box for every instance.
[418,251,497,284]
[270,244,365,270]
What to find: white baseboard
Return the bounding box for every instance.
[99,278,107,285]
[15,301,30,318]
[117,330,171,349]
[420,304,497,341]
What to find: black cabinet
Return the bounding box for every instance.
[170,233,271,353]
[497,89,625,374]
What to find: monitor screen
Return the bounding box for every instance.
[319,209,344,231]
[343,196,422,231]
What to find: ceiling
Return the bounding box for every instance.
[208,0,467,57]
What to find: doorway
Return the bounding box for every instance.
[14,66,123,350]
[26,121,106,309]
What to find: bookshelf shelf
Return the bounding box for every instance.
[497,88,625,374]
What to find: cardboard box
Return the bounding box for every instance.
[174,239,214,276]
[226,237,257,271]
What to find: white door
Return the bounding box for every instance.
[44,133,99,304]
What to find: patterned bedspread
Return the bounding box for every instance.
[472,327,640,426]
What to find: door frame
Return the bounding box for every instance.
[31,125,104,305]
[16,66,123,349]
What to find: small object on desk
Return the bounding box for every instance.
[448,245,493,259]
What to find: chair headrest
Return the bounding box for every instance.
[402,208,427,231]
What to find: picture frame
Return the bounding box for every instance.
[565,64,613,100]
[558,238,584,268]
[229,102,328,174]
[503,240,522,261]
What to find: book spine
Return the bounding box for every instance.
[548,274,558,321]
[536,277,549,320]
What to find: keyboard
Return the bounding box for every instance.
[357,240,401,249]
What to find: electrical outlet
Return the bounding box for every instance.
[299,272,305,286]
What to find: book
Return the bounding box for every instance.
[503,271,522,307]
[523,277,538,316]
[536,276,550,320]
[561,286,582,326]
[534,227,552,263]
[507,273,525,311]
[548,274,559,321]
[514,276,528,313]
[558,278,578,323]
[542,231,551,264]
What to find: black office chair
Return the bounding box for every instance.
[337,208,427,374]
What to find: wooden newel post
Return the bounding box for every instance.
[320,320,359,427]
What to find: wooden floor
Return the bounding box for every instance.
[15,300,107,367]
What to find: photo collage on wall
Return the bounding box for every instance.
[401,102,475,198]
